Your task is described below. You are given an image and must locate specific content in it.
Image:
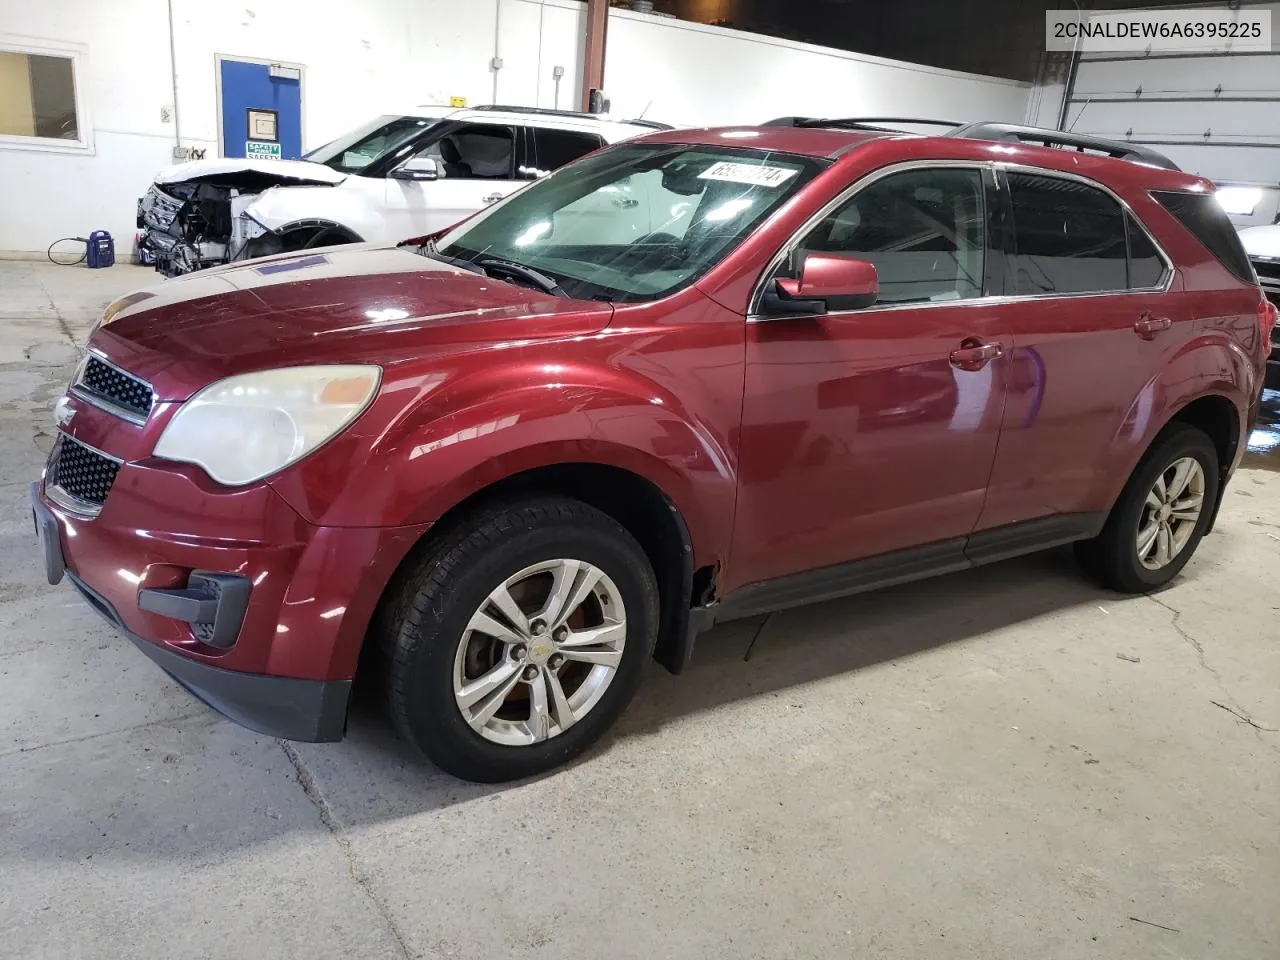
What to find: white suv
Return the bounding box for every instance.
[138,105,668,276]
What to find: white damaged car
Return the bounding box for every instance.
[137,105,667,276]
[1239,220,1280,382]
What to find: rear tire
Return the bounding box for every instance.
[1075,423,1219,593]
[381,497,659,782]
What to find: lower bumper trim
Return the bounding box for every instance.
[66,572,349,742]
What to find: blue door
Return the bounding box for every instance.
[219,59,302,159]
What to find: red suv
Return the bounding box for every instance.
[32,119,1274,781]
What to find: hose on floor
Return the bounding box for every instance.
[47,237,88,266]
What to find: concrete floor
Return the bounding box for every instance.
[2,259,1278,959]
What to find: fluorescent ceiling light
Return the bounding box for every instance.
[1215,186,1262,217]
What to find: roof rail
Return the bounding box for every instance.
[468,104,672,129]
[946,122,1181,171]
[765,116,960,134]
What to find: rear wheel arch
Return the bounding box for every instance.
[1164,393,1241,474]
[1104,392,1241,538]
[1163,393,1242,532]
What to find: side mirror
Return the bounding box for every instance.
[764,253,879,315]
[391,157,439,181]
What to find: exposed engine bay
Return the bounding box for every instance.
[137,167,345,277]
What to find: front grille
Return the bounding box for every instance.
[76,356,153,421]
[49,435,121,509]
[1251,257,1280,284]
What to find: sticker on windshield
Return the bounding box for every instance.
[698,161,799,188]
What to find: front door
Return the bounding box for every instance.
[730,164,1010,591]
[383,122,526,240]
[218,58,302,160]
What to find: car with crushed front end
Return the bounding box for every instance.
[137,104,667,276]
[1238,221,1280,387]
[35,118,1273,781]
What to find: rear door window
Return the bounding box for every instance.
[1126,213,1167,289]
[1007,173,1128,295]
[527,128,606,178]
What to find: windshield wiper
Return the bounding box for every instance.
[473,257,568,298]
[422,238,484,275]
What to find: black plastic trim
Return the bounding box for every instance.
[964,513,1106,565]
[718,538,969,622]
[66,572,348,742]
[713,513,1108,625]
[30,483,65,585]
[138,571,251,649]
[766,116,959,132]
[653,497,697,676]
[138,587,218,624]
[947,122,1181,171]
[471,104,673,129]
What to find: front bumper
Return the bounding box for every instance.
[31,475,428,742]
[69,565,351,742]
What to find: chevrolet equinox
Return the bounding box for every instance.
[33,119,1274,781]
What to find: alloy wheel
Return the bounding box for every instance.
[452,559,626,746]
[1136,456,1205,571]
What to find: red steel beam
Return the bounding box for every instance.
[580,0,609,111]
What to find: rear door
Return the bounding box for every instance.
[975,169,1191,531]
[382,122,522,239]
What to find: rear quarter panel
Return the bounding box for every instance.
[1089,183,1264,506]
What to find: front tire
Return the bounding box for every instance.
[382,497,659,782]
[1076,423,1219,593]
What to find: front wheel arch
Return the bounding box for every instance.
[245,221,364,259]
[368,462,701,681]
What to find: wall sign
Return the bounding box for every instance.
[246,140,282,159]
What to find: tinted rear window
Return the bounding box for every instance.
[1008,173,1128,295]
[1152,190,1255,283]
[531,129,605,174]
[1126,212,1167,289]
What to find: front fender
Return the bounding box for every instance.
[243,185,373,240]
[270,362,738,568]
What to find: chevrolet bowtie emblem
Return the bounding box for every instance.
[53,395,75,428]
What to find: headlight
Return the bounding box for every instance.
[153,365,381,486]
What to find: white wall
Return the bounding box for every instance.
[603,9,1030,128]
[0,0,509,256]
[0,0,1031,258]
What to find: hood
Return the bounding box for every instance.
[154,157,347,187]
[1239,224,1280,259]
[94,245,614,400]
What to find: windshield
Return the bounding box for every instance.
[304,115,441,173]
[433,143,827,302]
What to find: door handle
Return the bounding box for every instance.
[1133,313,1172,339]
[949,338,1004,372]
[483,192,504,205]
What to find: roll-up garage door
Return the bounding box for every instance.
[1061,2,1280,227]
